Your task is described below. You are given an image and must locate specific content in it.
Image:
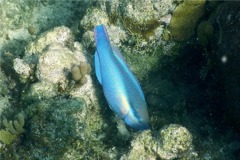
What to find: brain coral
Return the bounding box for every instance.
[168,0,206,41]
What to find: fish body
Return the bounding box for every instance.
[94,24,149,130]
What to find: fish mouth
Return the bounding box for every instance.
[124,112,150,131]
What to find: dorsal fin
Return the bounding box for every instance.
[112,46,145,100]
[112,45,125,61]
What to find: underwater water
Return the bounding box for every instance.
[0,0,240,159]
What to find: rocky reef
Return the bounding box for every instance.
[122,124,196,160]
[0,0,240,160]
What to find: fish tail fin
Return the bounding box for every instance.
[94,24,110,44]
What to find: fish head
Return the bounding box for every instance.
[123,107,150,131]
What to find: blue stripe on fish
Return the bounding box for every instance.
[94,24,150,130]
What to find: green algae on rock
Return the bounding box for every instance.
[168,0,206,41]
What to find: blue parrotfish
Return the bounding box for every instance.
[94,24,150,130]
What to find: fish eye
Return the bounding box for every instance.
[138,118,144,124]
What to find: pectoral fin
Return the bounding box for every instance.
[94,51,102,85]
